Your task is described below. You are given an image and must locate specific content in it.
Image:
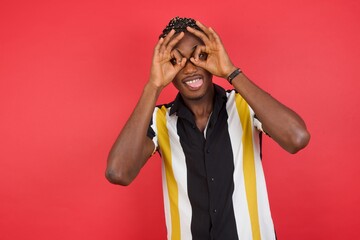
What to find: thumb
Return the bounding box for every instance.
[174,57,187,71]
[189,57,206,68]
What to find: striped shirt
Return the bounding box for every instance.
[148,84,276,240]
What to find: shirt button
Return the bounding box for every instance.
[211,177,215,182]
[206,149,210,154]
[213,209,217,213]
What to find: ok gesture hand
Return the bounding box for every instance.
[149,29,187,88]
[187,21,237,79]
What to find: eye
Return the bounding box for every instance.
[170,58,177,65]
[198,52,208,60]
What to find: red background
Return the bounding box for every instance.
[1,0,359,239]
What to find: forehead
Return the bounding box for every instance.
[173,32,204,53]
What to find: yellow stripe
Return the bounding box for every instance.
[156,106,181,240]
[235,94,261,240]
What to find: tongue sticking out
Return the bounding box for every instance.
[185,78,203,89]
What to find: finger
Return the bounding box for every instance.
[174,57,187,71]
[170,49,184,65]
[186,26,211,45]
[161,29,176,51]
[192,45,207,61]
[208,27,222,44]
[190,56,206,68]
[154,37,164,53]
[166,31,184,50]
[194,21,213,38]
[170,49,186,72]
[195,20,217,42]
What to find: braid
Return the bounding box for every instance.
[159,16,203,38]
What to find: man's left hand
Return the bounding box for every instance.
[186,21,237,79]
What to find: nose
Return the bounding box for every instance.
[182,58,197,74]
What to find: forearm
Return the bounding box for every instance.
[106,82,163,185]
[231,72,310,153]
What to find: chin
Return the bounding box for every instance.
[182,93,206,101]
[179,85,213,101]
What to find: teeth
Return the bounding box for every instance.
[185,78,200,84]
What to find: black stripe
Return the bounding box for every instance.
[176,103,239,239]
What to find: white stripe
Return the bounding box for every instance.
[226,91,252,239]
[250,113,276,239]
[162,160,172,239]
[166,112,192,239]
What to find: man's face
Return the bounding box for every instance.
[171,32,213,101]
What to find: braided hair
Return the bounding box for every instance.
[159,16,203,38]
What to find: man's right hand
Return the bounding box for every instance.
[149,29,187,88]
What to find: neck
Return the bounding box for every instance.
[181,85,215,119]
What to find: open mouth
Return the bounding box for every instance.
[183,76,204,90]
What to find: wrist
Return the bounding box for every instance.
[226,67,242,84]
[225,66,239,79]
[145,80,164,95]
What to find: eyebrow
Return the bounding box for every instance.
[175,45,198,57]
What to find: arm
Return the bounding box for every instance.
[230,72,310,153]
[106,30,187,186]
[187,21,310,154]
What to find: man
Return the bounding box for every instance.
[106,17,310,240]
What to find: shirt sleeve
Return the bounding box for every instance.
[147,107,159,152]
[253,114,264,133]
[249,106,269,136]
